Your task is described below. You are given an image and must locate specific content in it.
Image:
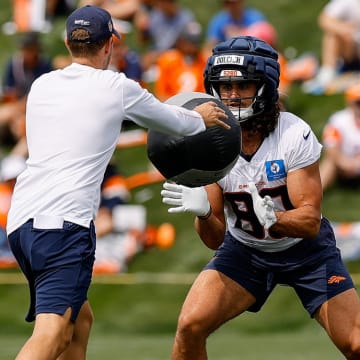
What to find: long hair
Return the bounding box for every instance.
[241,101,281,139]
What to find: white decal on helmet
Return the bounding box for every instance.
[219,69,243,77]
[214,55,244,66]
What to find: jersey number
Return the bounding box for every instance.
[225,185,293,239]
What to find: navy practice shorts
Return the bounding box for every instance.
[8,219,96,322]
[204,218,354,317]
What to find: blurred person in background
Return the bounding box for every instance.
[303,0,360,94]
[2,31,52,102]
[132,0,154,39]
[2,0,75,35]
[320,83,360,191]
[0,154,26,268]
[0,31,52,148]
[154,21,207,101]
[134,0,196,73]
[241,21,291,102]
[94,161,175,274]
[108,20,143,83]
[78,0,140,22]
[204,0,268,56]
[2,0,49,34]
[46,0,77,18]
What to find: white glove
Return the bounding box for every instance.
[161,182,210,217]
[248,182,277,230]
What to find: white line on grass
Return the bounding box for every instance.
[2,272,360,285]
[0,272,198,285]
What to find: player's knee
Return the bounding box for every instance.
[177,312,212,339]
[340,334,360,359]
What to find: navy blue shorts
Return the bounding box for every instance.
[204,218,354,317]
[8,219,96,322]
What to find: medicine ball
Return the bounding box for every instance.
[147,92,241,187]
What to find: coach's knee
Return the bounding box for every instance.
[79,304,94,336]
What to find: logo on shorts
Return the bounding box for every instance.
[327,275,346,284]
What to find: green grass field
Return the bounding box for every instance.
[1,0,359,358]
[0,281,348,359]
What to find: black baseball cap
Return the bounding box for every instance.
[66,5,120,43]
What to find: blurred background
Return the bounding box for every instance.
[1,0,360,359]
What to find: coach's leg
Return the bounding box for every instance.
[314,288,360,359]
[58,301,94,360]
[172,269,256,360]
[15,307,75,360]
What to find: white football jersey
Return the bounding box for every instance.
[322,108,360,157]
[218,111,322,252]
[324,0,360,24]
[7,63,205,235]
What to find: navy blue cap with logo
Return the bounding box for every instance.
[66,5,120,43]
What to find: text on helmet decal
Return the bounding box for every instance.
[214,55,244,66]
[220,70,243,77]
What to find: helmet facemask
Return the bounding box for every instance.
[209,72,266,123]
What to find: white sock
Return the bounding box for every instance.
[316,66,337,84]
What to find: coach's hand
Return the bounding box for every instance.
[161,182,211,217]
[248,182,277,230]
[194,101,230,130]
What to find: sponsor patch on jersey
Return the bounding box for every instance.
[214,55,244,66]
[265,160,286,181]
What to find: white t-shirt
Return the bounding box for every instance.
[322,108,360,156]
[323,0,360,23]
[7,63,205,234]
[218,112,322,252]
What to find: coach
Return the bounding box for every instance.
[5,5,229,360]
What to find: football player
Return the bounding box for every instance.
[161,36,360,359]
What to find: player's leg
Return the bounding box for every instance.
[58,301,94,360]
[172,269,256,360]
[292,221,360,359]
[314,288,360,359]
[15,307,75,360]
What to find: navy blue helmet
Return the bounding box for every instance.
[204,36,280,122]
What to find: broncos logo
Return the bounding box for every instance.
[328,275,347,284]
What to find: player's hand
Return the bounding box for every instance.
[193,101,230,130]
[161,182,211,217]
[248,182,277,230]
